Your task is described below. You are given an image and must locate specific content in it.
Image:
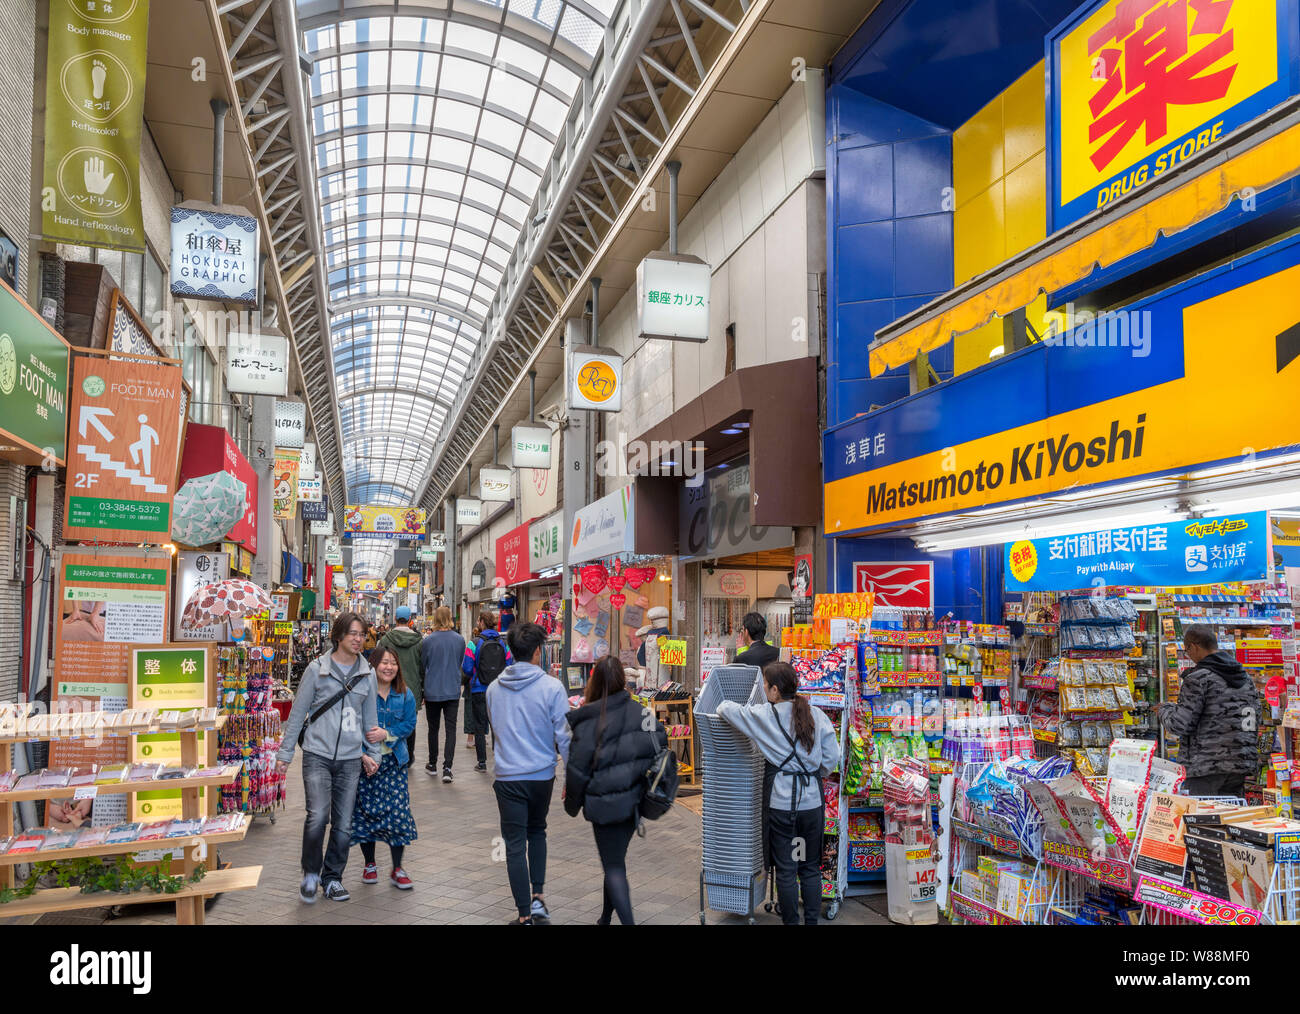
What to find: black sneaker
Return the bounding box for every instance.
[424,763,437,776]
[324,880,350,902]
[507,916,533,925]
[442,768,453,784]
[475,762,487,772]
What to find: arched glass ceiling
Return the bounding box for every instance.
[302,2,614,577]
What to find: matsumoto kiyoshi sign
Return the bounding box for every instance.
[1005,513,1269,592]
[170,206,259,304]
[823,231,1300,535]
[1047,0,1299,230]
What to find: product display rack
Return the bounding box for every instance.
[0,712,261,924]
[216,643,286,818]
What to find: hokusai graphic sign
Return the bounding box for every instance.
[170,206,259,304]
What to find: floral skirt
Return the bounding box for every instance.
[350,753,418,847]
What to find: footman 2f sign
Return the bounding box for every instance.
[1048,0,1299,230]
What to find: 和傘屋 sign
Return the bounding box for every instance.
[224,330,288,396]
[637,252,711,343]
[170,205,259,304]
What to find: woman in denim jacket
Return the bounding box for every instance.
[351,645,419,889]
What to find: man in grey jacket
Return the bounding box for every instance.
[1158,624,1262,798]
[277,612,381,903]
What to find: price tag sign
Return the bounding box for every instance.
[972,683,983,702]
[73,785,98,801]
[658,639,687,667]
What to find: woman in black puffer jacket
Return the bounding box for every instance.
[565,655,668,925]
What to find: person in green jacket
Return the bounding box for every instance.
[377,606,423,767]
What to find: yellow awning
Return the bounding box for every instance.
[870,122,1300,377]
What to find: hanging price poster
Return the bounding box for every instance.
[658,639,687,667]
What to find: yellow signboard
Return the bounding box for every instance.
[658,639,687,667]
[343,505,427,538]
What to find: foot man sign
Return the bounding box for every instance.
[64,357,183,543]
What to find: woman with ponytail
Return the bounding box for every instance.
[717,662,839,925]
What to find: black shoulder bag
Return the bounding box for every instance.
[297,667,370,747]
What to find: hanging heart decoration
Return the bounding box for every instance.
[572,582,582,599]
[612,558,623,576]
[641,566,657,583]
[624,568,645,590]
[610,593,627,610]
[580,564,608,595]
[607,574,626,593]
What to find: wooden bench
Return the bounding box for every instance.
[0,865,261,925]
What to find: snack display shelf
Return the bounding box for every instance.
[949,817,1031,860]
[1133,874,1263,926]
[872,630,946,647]
[0,766,242,803]
[0,822,249,866]
[949,890,1021,925]
[0,714,228,746]
[1174,617,1285,627]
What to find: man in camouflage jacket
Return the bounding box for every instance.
[1158,624,1261,797]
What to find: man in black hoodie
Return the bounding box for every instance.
[1158,624,1261,797]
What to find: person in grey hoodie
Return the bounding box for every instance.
[717,661,839,926]
[420,605,466,782]
[485,621,572,924]
[277,611,381,904]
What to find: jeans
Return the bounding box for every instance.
[1182,772,1248,799]
[301,752,361,883]
[424,698,460,769]
[494,778,553,918]
[469,693,490,764]
[768,807,824,926]
[593,819,637,925]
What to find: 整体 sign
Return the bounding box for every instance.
[456,499,483,527]
[637,252,711,342]
[496,521,536,586]
[512,424,553,469]
[0,279,70,466]
[854,562,934,609]
[65,356,183,543]
[273,400,306,449]
[1047,0,1299,230]
[273,449,299,520]
[571,486,634,565]
[1005,513,1269,592]
[479,466,512,502]
[824,232,1300,536]
[569,348,623,412]
[132,645,210,707]
[170,205,259,304]
[344,505,427,539]
[530,510,564,572]
[42,0,150,250]
[224,330,288,396]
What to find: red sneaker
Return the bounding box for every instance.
[391,867,414,890]
[361,863,378,886]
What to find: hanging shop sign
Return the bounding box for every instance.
[1047,0,1298,231]
[456,498,483,527]
[50,548,171,777]
[680,456,792,559]
[299,441,317,480]
[343,504,427,539]
[354,578,384,595]
[0,280,70,466]
[530,510,565,572]
[170,205,259,304]
[854,562,935,609]
[301,497,327,520]
[479,466,512,502]
[428,533,447,552]
[272,449,299,520]
[520,439,558,518]
[273,399,306,449]
[496,521,536,586]
[282,552,304,588]
[571,486,634,565]
[1005,512,1270,592]
[42,0,150,250]
[298,477,323,502]
[512,424,553,469]
[179,423,258,553]
[418,547,440,562]
[1275,517,1300,568]
[224,330,289,396]
[174,550,230,642]
[569,348,623,412]
[636,252,711,343]
[824,233,1300,535]
[64,356,183,543]
[323,537,343,566]
[310,511,334,536]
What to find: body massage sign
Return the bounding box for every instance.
[824,232,1300,535]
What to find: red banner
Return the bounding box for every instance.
[179,422,259,553]
[495,520,536,586]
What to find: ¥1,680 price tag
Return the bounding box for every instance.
[73,786,98,801]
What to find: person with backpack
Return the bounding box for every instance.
[420,605,467,782]
[716,662,840,925]
[486,622,572,924]
[564,655,669,925]
[462,610,512,772]
[277,611,381,904]
[377,605,423,768]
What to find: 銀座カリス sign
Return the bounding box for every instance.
[1048,0,1298,230]
[1004,512,1269,592]
[64,357,183,543]
[824,231,1300,535]
[170,205,259,304]
[0,280,70,466]
[636,252,711,343]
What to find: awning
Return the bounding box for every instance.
[870,99,1300,377]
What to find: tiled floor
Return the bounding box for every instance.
[19,725,894,927]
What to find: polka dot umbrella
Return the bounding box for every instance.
[181,578,274,631]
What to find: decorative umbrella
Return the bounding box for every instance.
[181,578,273,630]
[171,471,247,547]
